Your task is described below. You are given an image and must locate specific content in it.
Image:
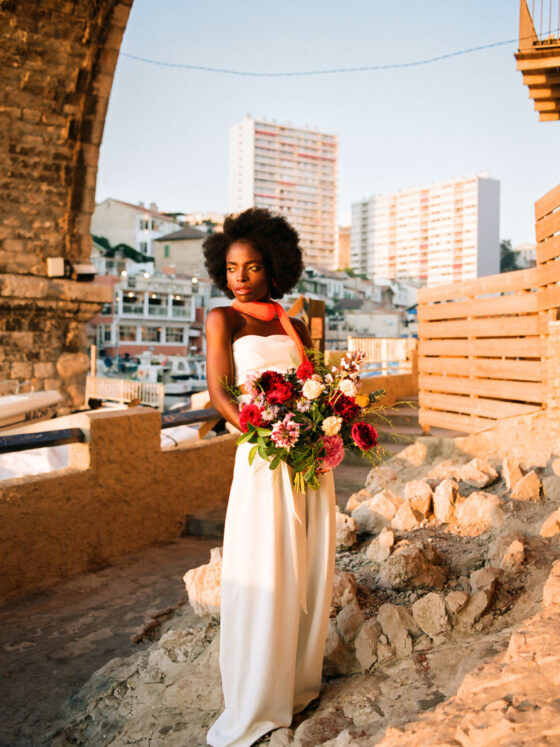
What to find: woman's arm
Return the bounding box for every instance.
[205,307,243,431]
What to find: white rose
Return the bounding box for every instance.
[338,378,357,397]
[302,379,325,400]
[321,415,342,436]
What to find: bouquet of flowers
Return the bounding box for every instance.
[227,350,385,492]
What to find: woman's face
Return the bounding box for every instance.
[226,241,270,303]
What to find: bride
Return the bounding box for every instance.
[203,208,336,746]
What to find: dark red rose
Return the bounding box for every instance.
[329,392,361,421]
[296,360,315,381]
[351,422,378,450]
[259,370,294,404]
[239,404,265,432]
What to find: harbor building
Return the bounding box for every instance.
[229,115,338,268]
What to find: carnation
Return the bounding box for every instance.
[302,379,325,400]
[296,398,312,413]
[320,435,345,471]
[329,392,361,421]
[351,421,378,451]
[338,378,357,398]
[270,413,300,450]
[296,360,315,381]
[321,415,342,436]
[259,370,294,404]
[239,404,265,432]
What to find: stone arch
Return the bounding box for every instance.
[0,0,134,410]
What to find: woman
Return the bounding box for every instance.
[203,208,336,747]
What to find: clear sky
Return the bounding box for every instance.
[95,0,559,246]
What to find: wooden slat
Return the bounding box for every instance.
[418,291,539,321]
[419,391,542,419]
[523,72,560,86]
[531,86,560,99]
[418,267,538,304]
[536,256,560,284]
[419,356,542,381]
[419,409,495,434]
[534,99,560,112]
[516,53,560,71]
[536,235,560,263]
[418,337,541,358]
[419,315,540,339]
[539,284,560,310]
[536,208,560,242]
[535,183,560,221]
[539,112,560,121]
[418,374,544,403]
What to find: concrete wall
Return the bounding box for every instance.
[0,407,237,601]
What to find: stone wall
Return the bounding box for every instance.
[0,0,133,407]
[0,407,237,600]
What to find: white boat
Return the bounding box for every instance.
[0,390,63,431]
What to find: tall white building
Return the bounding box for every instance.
[350,174,500,286]
[229,115,338,268]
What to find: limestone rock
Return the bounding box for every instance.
[510,469,542,501]
[392,502,423,531]
[354,619,382,671]
[551,457,560,477]
[366,527,395,563]
[345,489,371,514]
[377,604,414,658]
[542,474,560,503]
[445,590,469,621]
[336,506,358,550]
[543,559,560,608]
[412,592,449,638]
[540,507,560,537]
[365,464,398,494]
[269,728,294,746]
[455,589,494,629]
[380,541,449,591]
[293,707,353,747]
[397,442,428,467]
[56,351,90,380]
[502,456,523,490]
[376,639,394,662]
[470,566,501,594]
[425,459,462,482]
[404,480,433,516]
[459,457,498,488]
[323,619,354,676]
[351,490,403,534]
[500,539,525,572]
[455,491,504,533]
[183,547,222,618]
[337,599,365,645]
[433,478,458,524]
[488,532,524,569]
[332,570,358,611]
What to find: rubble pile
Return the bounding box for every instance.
[52,427,560,747]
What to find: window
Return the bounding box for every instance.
[101,303,112,315]
[98,325,112,343]
[164,244,170,258]
[119,325,137,342]
[142,327,161,342]
[165,327,184,343]
[140,241,148,253]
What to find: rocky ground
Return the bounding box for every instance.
[49,415,560,746]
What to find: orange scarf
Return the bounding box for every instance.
[231,299,308,364]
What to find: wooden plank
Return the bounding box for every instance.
[535,184,560,221]
[530,86,560,99]
[418,409,495,434]
[419,391,542,419]
[418,267,538,304]
[536,235,560,263]
[539,284,560,310]
[523,72,560,86]
[539,112,560,121]
[418,291,539,321]
[536,255,560,283]
[534,99,560,112]
[418,337,541,358]
[419,356,542,381]
[536,208,560,242]
[418,374,544,402]
[419,315,540,339]
[516,53,560,71]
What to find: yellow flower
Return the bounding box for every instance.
[355,395,369,408]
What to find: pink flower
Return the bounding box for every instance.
[270,413,300,451]
[320,434,345,471]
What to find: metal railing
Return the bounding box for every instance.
[0,408,221,455]
[527,0,560,43]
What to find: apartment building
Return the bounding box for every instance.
[229,115,338,268]
[350,174,500,286]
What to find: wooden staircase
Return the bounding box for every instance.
[515,0,560,121]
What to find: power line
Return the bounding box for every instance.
[119,31,559,77]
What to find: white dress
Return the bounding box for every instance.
[207,334,337,747]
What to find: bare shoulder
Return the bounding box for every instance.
[206,306,234,335]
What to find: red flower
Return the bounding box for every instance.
[239,404,265,432]
[351,422,378,450]
[329,392,361,421]
[296,360,315,381]
[259,370,294,404]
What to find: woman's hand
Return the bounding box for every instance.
[205,308,243,432]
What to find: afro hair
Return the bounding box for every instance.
[202,207,303,299]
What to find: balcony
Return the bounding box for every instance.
[515,0,560,121]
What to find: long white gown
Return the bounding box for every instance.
[207,334,337,747]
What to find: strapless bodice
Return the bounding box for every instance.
[232,334,301,386]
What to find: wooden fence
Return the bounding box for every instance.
[418,184,560,433]
[85,375,165,410]
[347,336,417,375]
